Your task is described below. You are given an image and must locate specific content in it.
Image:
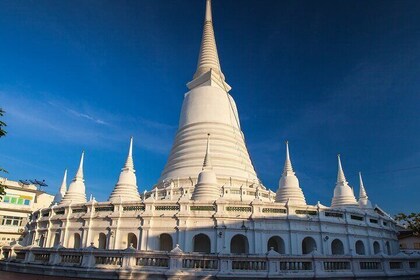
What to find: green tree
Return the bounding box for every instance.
[395,212,420,235]
[0,108,7,199]
[0,108,6,137]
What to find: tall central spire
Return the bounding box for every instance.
[194,0,223,79]
[159,0,259,191]
[188,0,231,91]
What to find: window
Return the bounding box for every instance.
[351,215,364,221]
[325,212,343,218]
[2,195,32,206]
[414,243,420,249]
[0,216,23,227]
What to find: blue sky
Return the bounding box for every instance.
[0,0,419,215]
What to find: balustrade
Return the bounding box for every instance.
[61,254,82,264]
[182,258,218,269]
[95,256,122,266]
[15,252,26,260]
[280,261,312,271]
[360,261,381,270]
[389,262,402,270]
[323,261,351,271]
[136,257,168,267]
[232,260,267,270]
[34,253,50,263]
[1,248,420,278]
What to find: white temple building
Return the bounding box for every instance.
[1,1,419,279]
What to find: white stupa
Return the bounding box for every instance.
[331,154,358,208]
[158,0,259,186]
[275,141,306,205]
[108,137,141,203]
[191,134,220,201]
[60,152,87,205]
[52,169,67,205]
[358,172,373,209]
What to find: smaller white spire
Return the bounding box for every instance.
[283,141,294,175]
[337,154,346,183]
[60,151,87,205]
[52,169,67,205]
[108,137,141,203]
[202,133,212,169]
[192,134,220,201]
[125,136,134,170]
[75,151,84,180]
[358,172,372,209]
[331,154,358,208]
[275,141,306,205]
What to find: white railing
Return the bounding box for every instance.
[0,246,419,279]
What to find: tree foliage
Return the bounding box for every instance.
[0,108,6,137]
[395,212,420,235]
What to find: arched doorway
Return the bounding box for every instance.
[159,233,173,251]
[193,233,211,253]
[302,237,316,254]
[267,236,285,254]
[127,233,137,249]
[98,233,107,249]
[373,241,380,254]
[331,239,344,255]
[230,234,249,254]
[355,240,365,255]
[73,233,81,249]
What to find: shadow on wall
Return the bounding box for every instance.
[38,218,395,257]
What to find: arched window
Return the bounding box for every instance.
[127,233,137,249]
[331,239,344,255]
[267,236,285,254]
[73,233,81,249]
[302,237,316,254]
[53,231,61,247]
[385,241,391,255]
[355,240,365,255]
[159,233,173,252]
[98,233,107,249]
[373,241,380,254]
[230,234,249,254]
[193,233,211,253]
[38,235,45,248]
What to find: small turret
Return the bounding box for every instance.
[191,134,220,201]
[109,137,141,203]
[358,172,373,209]
[275,141,306,205]
[331,154,358,208]
[61,152,87,205]
[52,169,67,205]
